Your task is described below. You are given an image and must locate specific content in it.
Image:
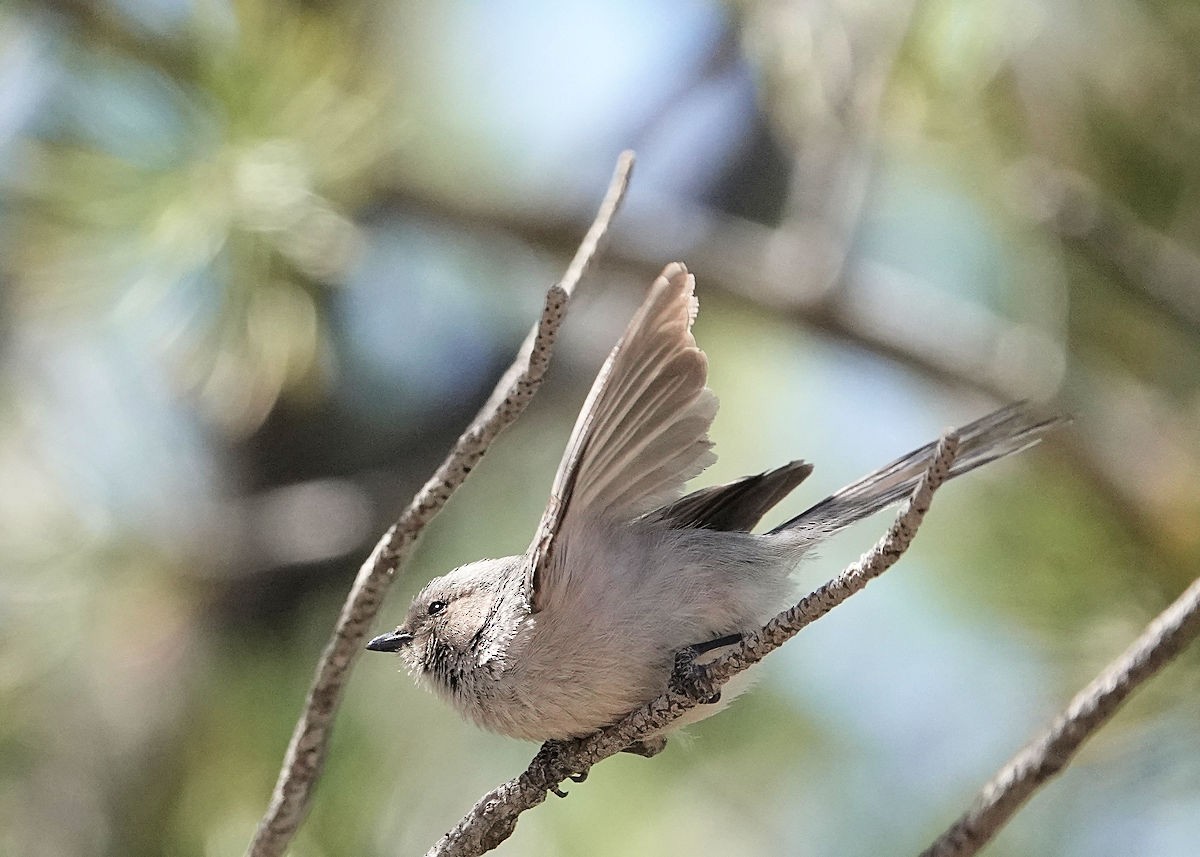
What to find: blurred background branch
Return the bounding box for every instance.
[1,1,1198,856]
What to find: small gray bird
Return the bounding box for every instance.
[367,263,1059,742]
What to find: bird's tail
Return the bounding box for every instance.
[769,403,1065,538]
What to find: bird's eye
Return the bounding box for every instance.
[427,600,447,616]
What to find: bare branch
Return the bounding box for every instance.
[244,151,635,857]
[427,429,963,857]
[919,573,1200,857]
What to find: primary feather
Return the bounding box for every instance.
[527,263,718,610]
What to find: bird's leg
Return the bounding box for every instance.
[670,633,741,704]
[538,633,743,794]
[690,632,744,656]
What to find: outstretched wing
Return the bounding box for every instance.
[525,263,718,610]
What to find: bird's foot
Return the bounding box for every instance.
[534,740,590,798]
[670,642,729,705]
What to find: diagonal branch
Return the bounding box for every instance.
[919,572,1200,857]
[1012,160,1200,335]
[244,151,635,857]
[427,430,963,857]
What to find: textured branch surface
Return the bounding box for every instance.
[920,572,1200,857]
[245,151,634,857]
[427,431,963,857]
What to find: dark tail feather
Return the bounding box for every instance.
[652,460,814,532]
[769,403,1066,537]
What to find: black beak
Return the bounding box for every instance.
[366,630,413,652]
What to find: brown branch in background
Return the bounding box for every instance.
[377,182,1067,404]
[760,0,921,294]
[1000,158,1200,553]
[244,151,635,857]
[919,573,1200,857]
[377,181,1195,573]
[427,430,962,857]
[1011,159,1200,334]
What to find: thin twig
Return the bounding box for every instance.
[919,573,1200,857]
[697,429,960,692]
[427,430,963,857]
[244,151,635,857]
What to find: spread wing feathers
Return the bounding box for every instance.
[651,460,814,532]
[771,403,1065,538]
[525,263,719,610]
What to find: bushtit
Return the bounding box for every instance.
[367,263,1059,743]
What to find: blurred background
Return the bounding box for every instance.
[2,0,1199,855]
